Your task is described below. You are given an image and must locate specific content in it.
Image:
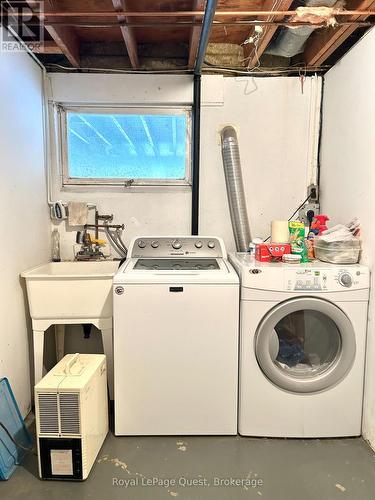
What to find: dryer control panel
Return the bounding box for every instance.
[228,253,370,293]
[284,268,367,292]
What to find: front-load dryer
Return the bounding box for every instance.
[229,253,369,438]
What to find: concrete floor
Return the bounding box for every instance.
[2,434,375,500]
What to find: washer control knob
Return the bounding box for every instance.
[172,240,182,250]
[207,241,216,249]
[195,241,203,249]
[151,240,159,248]
[138,240,146,249]
[339,272,352,287]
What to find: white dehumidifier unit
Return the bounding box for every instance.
[35,353,108,480]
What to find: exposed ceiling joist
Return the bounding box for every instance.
[45,25,80,67]
[304,0,375,66]
[17,0,374,73]
[188,0,206,69]
[31,40,62,54]
[112,0,139,68]
[26,0,80,67]
[244,0,294,69]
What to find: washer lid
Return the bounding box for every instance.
[255,297,356,393]
[113,258,239,284]
[133,258,220,271]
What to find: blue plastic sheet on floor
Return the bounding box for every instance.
[0,378,32,480]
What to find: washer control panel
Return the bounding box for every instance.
[285,268,366,292]
[130,237,223,258]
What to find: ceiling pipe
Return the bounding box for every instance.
[191,74,201,235]
[191,0,218,235]
[195,0,218,75]
[9,10,375,17]
[23,20,374,28]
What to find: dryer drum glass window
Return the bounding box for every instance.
[272,310,341,377]
[255,298,356,393]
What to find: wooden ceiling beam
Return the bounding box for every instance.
[304,0,375,67]
[188,0,206,69]
[112,0,139,69]
[26,0,80,67]
[44,24,80,66]
[244,0,294,69]
[31,40,62,54]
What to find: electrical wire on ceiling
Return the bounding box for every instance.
[203,60,327,75]
[45,61,327,76]
[44,64,193,74]
[241,0,287,69]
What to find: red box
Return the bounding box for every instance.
[255,243,291,262]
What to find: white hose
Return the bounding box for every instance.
[105,227,126,258]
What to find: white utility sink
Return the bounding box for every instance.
[22,260,119,319]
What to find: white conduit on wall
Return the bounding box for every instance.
[221,126,251,252]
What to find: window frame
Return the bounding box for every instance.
[57,104,192,187]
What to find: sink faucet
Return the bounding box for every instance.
[75,229,105,261]
[74,211,125,261]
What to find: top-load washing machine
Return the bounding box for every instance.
[113,237,239,436]
[230,253,370,438]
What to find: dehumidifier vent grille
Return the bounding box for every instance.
[37,393,59,434]
[59,393,80,435]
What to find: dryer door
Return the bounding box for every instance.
[255,297,356,393]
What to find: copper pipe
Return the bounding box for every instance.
[19,20,373,28]
[6,10,375,18]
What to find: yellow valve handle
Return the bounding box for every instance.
[92,239,106,246]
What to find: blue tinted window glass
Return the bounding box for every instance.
[66,113,188,180]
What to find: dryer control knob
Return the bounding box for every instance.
[195,241,203,249]
[339,273,352,287]
[151,240,159,248]
[172,240,182,249]
[138,240,146,248]
[207,241,216,249]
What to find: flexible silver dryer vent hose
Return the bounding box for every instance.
[221,126,251,252]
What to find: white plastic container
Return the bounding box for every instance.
[314,238,361,264]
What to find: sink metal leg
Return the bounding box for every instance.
[55,325,65,362]
[33,329,45,385]
[101,327,114,400]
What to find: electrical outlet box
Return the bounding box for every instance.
[308,184,319,202]
[299,203,320,226]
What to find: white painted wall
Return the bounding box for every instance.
[0,29,50,416]
[320,28,375,447]
[48,74,194,260]
[48,73,321,258]
[200,76,321,246]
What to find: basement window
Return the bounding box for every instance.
[58,106,192,186]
